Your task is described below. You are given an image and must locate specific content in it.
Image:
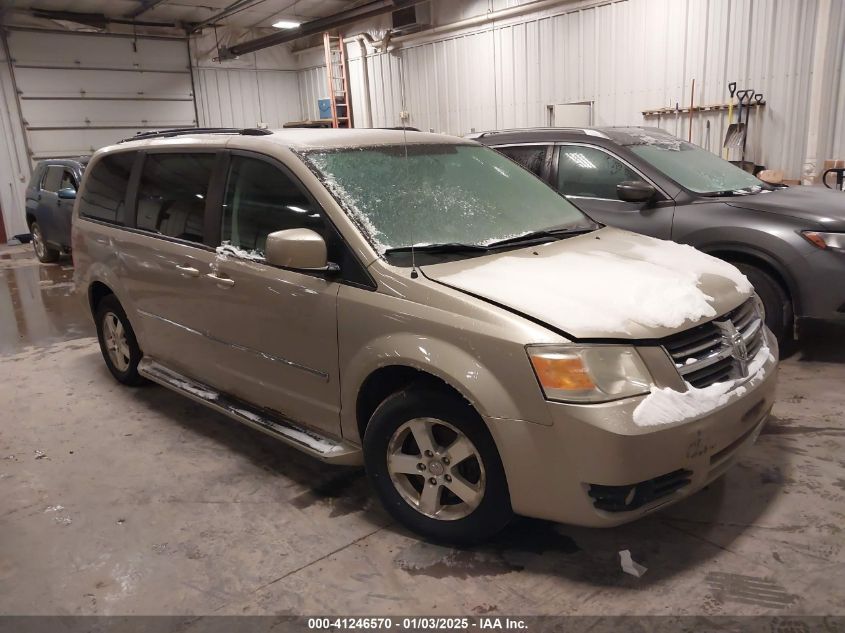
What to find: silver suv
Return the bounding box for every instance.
[73,128,778,543]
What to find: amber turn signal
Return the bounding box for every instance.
[529,354,596,391]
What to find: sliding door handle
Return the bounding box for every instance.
[206,272,235,288]
[176,264,200,277]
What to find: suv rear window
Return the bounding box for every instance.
[136,153,215,244]
[79,151,136,225]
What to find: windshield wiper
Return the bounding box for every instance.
[384,242,490,254]
[700,186,763,197]
[485,225,597,248]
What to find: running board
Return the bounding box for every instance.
[138,359,362,465]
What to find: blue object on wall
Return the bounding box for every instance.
[318,98,332,120]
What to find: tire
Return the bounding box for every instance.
[363,384,512,545]
[94,295,147,386]
[733,262,793,349]
[30,222,60,263]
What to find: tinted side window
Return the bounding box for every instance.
[136,153,215,243]
[221,156,323,255]
[78,152,136,225]
[557,145,640,200]
[41,166,64,192]
[497,145,548,176]
[60,170,77,191]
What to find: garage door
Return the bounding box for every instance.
[7,29,197,161]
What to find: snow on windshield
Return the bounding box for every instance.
[303,145,586,255]
[629,132,763,193]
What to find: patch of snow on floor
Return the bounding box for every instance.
[633,343,773,427]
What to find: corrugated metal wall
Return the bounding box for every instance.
[1,31,34,239]
[191,30,303,129]
[818,0,845,164]
[299,0,832,178]
[194,67,301,127]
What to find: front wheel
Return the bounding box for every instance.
[31,222,60,263]
[363,384,512,545]
[733,263,793,349]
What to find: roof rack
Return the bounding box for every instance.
[466,127,608,139]
[119,127,273,143]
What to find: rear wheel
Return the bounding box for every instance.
[31,222,60,263]
[95,295,147,386]
[364,384,512,545]
[733,262,792,349]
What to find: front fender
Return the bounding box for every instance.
[340,331,553,442]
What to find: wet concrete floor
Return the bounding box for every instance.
[0,243,843,616]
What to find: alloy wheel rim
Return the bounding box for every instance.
[32,226,44,259]
[386,417,486,520]
[103,312,131,372]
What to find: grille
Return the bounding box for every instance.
[588,469,693,512]
[662,298,765,389]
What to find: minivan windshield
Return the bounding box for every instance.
[303,144,592,255]
[630,139,764,194]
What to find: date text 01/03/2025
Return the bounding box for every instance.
[306,617,529,630]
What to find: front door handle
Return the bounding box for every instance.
[206,272,235,288]
[176,264,200,277]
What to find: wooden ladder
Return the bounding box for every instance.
[323,32,352,128]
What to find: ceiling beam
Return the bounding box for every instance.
[189,0,267,33]
[31,8,177,28]
[125,0,171,19]
[216,0,425,59]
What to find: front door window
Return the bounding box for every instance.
[557,145,640,200]
[221,156,324,255]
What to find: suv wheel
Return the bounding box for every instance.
[31,222,60,263]
[95,295,147,386]
[733,263,793,349]
[364,384,512,545]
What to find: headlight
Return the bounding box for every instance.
[801,231,845,251]
[527,345,653,403]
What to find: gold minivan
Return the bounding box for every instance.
[73,128,778,544]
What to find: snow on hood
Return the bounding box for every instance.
[423,228,753,339]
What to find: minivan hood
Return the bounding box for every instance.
[422,227,753,340]
[725,186,845,230]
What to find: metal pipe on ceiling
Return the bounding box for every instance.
[291,0,579,56]
[125,0,171,19]
[30,8,177,28]
[190,0,269,33]
[216,0,426,60]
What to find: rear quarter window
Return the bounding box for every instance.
[78,151,136,225]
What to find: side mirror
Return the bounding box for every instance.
[617,180,656,204]
[265,228,336,272]
[57,187,77,200]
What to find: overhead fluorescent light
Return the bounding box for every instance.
[272,20,301,29]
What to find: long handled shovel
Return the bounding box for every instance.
[725,88,752,152]
[741,92,765,168]
[722,82,737,158]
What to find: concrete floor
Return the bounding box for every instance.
[1,243,844,617]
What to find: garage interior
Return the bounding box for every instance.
[1,0,845,623]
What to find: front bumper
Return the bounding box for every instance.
[486,335,779,527]
[793,246,845,325]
